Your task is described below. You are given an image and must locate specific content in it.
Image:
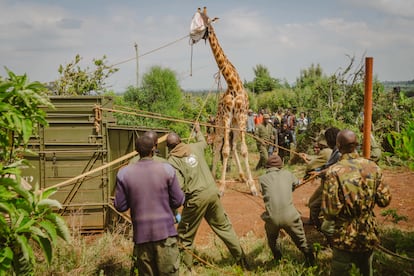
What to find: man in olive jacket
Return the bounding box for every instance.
[166,123,247,271]
[259,154,314,265]
[255,113,277,170]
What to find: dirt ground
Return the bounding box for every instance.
[195,168,414,246]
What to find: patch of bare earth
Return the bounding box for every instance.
[195,168,414,246]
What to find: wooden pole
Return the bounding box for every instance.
[40,151,138,193]
[363,57,373,159]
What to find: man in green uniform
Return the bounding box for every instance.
[259,154,314,265]
[322,129,391,276]
[255,113,276,170]
[300,134,332,172]
[166,123,248,272]
[300,132,332,228]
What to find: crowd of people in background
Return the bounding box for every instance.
[247,107,381,166]
[249,107,308,166]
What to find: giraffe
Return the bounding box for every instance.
[191,7,257,196]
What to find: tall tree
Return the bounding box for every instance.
[245,64,282,93]
[294,57,366,125]
[53,54,118,95]
[140,66,182,113]
[120,66,184,131]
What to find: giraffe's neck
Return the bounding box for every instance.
[208,27,243,92]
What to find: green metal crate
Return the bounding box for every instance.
[22,96,168,232]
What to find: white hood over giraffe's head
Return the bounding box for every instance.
[190,11,207,45]
[190,8,219,45]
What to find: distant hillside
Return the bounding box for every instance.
[382,80,414,97]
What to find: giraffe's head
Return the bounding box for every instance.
[190,7,219,44]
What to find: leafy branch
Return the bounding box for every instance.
[0,69,70,275]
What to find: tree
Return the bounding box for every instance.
[0,69,52,162]
[53,54,118,95]
[120,66,185,132]
[245,64,282,93]
[140,66,182,113]
[0,69,70,275]
[293,57,367,126]
[387,110,414,169]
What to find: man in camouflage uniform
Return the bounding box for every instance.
[322,129,391,276]
[255,113,277,170]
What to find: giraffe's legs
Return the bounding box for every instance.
[240,130,257,196]
[211,131,223,179]
[217,128,257,197]
[230,130,246,182]
[218,125,231,196]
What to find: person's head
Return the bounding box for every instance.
[166,132,181,150]
[313,142,321,155]
[282,123,288,130]
[144,131,158,147]
[265,155,283,169]
[263,114,270,124]
[324,127,341,149]
[313,131,328,151]
[300,112,305,118]
[135,135,154,158]
[248,109,253,115]
[337,129,358,154]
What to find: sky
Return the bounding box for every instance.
[1,0,414,92]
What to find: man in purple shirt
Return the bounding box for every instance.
[114,135,185,275]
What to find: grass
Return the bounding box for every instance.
[33,149,413,275]
[34,223,132,275]
[33,223,414,275]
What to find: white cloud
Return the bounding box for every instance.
[349,0,414,18]
[0,1,413,91]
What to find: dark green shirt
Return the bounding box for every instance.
[255,123,275,144]
[259,167,300,223]
[167,132,218,197]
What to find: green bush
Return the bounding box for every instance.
[387,112,414,170]
[0,69,70,275]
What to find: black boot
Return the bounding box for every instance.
[304,249,315,267]
[236,256,250,271]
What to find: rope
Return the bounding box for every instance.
[188,71,223,138]
[229,186,265,210]
[94,104,102,133]
[245,132,302,157]
[38,151,138,193]
[101,106,302,158]
[227,182,414,263]
[108,201,241,275]
[178,242,238,275]
[376,244,414,262]
[190,44,193,77]
[109,34,190,68]
[108,203,132,224]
